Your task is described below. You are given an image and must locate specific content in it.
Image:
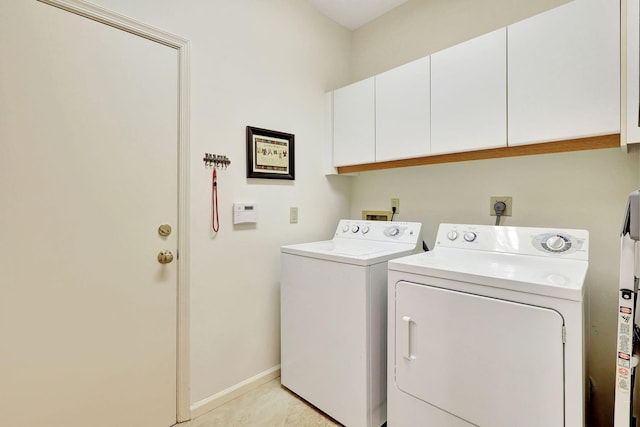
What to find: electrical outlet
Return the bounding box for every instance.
[391,198,400,214]
[290,207,298,224]
[489,196,512,216]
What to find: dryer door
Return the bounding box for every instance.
[394,281,565,427]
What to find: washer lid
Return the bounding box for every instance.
[388,247,588,301]
[281,238,419,266]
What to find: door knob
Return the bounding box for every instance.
[157,250,174,264]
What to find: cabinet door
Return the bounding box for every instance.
[508,0,620,146]
[627,0,640,144]
[376,57,430,161]
[333,78,375,166]
[431,28,507,154]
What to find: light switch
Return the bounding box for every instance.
[290,207,298,224]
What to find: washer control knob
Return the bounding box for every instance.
[388,226,400,237]
[447,231,458,241]
[342,224,349,233]
[351,225,360,233]
[361,225,370,234]
[463,232,477,242]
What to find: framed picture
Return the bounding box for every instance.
[246,126,295,180]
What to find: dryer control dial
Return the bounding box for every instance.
[463,232,477,242]
[361,225,370,234]
[542,234,571,253]
[447,231,459,241]
[351,225,360,233]
[342,224,349,233]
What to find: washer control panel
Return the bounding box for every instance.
[436,223,588,259]
[335,219,422,245]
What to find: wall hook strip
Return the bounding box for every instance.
[203,153,231,169]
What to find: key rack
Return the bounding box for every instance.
[203,153,230,169]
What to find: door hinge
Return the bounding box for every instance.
[562,325,566,343]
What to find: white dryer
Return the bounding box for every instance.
[387,224,589,427]
[281,219,423,427]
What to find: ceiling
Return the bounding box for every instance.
[305,0,410,30]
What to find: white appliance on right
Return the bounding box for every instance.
[614,190,640,427]
[387,223,589,427]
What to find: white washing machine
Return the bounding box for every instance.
[281,219,423,427]
[387,223,589,427]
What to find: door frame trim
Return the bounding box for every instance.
[36,0,192,422]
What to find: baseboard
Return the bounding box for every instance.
[190,365,281,420]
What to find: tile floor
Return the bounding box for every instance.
[181,378,342,427]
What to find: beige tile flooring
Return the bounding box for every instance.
[180,381,597,427]
[181,378,342,427]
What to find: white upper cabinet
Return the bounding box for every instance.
[430,28,507,155]
[508,0,620,146]
[331,0,621,168]
[626,0,640,144]
[332,77,375,167]
[375,57,431,161]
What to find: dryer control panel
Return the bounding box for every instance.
[435,223,588,260]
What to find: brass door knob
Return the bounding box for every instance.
[157,250,174,264]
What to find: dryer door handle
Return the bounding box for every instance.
[401,316,416,360]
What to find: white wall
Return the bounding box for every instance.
[347,1,638,425]
[84,0,353,406]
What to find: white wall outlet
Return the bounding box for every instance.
[290,207,298,224]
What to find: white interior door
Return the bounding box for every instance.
[0,2,179,426]
[394,281,564,427]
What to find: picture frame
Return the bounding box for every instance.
[246,126,295,180]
